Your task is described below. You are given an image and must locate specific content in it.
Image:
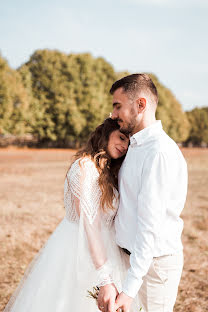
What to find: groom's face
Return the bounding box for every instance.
[111,87,138,134]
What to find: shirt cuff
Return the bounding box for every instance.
[122,271,143,298]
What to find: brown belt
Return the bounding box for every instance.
[122,248,174,258]
[122,248,131,256]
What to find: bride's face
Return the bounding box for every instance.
[107,130,129,159]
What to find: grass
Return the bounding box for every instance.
[0,147,208,312]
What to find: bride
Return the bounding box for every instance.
[4,118,139,312]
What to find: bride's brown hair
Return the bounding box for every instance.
[73,118,128,212]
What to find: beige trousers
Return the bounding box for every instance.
[138,252,183,312]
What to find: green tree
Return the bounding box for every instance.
[70,54,116,139]
[0,55,29,135]
[150,74,190,143]
[22,50,116,145]
[0,49,191,146]
[186,107,208,145]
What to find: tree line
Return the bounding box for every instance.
[0,49,207,147]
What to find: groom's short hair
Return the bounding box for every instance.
[110,73,158,106]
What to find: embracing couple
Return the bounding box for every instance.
[4,74,188,312]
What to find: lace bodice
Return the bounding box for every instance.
[64,158,119,228]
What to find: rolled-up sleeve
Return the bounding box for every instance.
[122,151,170,298]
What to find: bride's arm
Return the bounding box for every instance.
[66,158,115,287]
[80,205,114,287]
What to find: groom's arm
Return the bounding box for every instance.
[115,152,171,311]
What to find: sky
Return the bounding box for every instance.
[0,0,207,111]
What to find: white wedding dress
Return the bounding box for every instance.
[4,157,140,312]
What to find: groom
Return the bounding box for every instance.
[98,74,188,312]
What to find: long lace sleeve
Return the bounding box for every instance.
[66,158,114,287]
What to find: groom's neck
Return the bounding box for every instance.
[132,115,156,135]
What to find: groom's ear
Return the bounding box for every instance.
[136,97,146,113]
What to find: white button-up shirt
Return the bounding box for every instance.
[115,121,188,298]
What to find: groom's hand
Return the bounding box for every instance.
[97,283,119,312]
[115,291,133,312]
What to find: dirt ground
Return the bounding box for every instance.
[0,147,207,311]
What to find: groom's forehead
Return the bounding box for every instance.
[112,90,130,105]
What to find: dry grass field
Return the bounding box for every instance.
[0,147,207,311]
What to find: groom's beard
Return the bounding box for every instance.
[117,110,137,135]
[119,121,135,135]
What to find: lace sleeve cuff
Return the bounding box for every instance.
[96,260,114,287]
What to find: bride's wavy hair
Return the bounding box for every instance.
[73,118,128,212]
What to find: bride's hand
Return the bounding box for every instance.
[97,283,119,312]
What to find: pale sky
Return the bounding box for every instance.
[0,0,207,111]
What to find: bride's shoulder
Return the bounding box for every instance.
[70,157,99,177]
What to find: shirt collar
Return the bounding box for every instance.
[130,120,163,146]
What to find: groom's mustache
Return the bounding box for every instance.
[113,118,123,124]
